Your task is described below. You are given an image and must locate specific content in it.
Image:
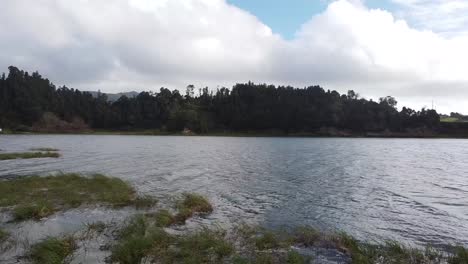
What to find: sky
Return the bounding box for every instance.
[1,0,468,113]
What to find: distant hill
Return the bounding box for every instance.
[85,91,139,102]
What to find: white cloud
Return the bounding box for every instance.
[391,0,468,36]
[0,0,468,113]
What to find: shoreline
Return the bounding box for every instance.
[2,130,468,139]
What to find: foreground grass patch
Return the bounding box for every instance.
[0,152,60,160]
[30,237,76,264]
[111,215,174,264]
[0,173,154,221]
[175,193,213,224]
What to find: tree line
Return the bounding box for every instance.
[0,66,440,134]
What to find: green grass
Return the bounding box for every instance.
[0,152,60,160]
[30,148,60,152]
[174,193,213,224]
[30,237,76,264]
[0,173,154,221]
[13,202,55,221]
[255,230,282,250]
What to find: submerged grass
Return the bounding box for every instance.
[30,148,60,152]
[30,237,76,264]
[0,151,60,160]
[0,228,8,243]
[0,173,155,221]
[85,221,107,233]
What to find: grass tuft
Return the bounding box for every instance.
[13,202,55,221]
[30,237,76,264]
[0,152,60,160]
[174,193,213,224]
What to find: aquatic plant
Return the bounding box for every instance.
[133,195,158,209]
[0,151,60,160]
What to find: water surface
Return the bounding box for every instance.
[1,135,467,247]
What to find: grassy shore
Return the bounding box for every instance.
[108,206,468,264]
[1,176,467,263]
[0,152,60,161]
[0,173,156,221]
[7,190,468,264]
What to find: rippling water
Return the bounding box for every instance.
[1,135,468,247]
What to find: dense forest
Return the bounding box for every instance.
[0,66,441,135]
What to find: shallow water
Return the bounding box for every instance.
[1,135,468,249]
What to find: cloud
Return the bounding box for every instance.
[390,0,468,37]
[0,0,467,113]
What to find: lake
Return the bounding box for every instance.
[1,135,468,248]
